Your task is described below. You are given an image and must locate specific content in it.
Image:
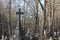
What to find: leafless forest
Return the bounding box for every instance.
[0,0,60,40]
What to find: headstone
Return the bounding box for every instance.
[49,37,53,40]
[13,35,15,38]
[54,32,56,36]
[27,29,29,34]
[1,35,5,40]
[57,32,59,35]
[44,30,46,35]
[44,30,47,37]
[13,35,15,40]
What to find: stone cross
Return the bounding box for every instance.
[16,8,24,40]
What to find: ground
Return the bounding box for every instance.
[0,29,60,40]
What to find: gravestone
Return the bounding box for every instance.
[49,37,53,40]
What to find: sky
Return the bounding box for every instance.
[15,0,44,6]
[41,0,44,5]
[3,0,44,7]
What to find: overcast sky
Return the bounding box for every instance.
[41,0,44,5]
